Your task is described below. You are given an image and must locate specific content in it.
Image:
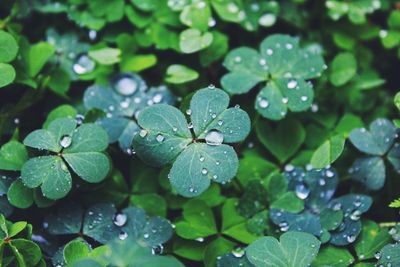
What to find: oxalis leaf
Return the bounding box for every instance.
[221,34,325,120]
[348,118,400,190]
[84,72,175,153]
[269,166,372,246]
[44,202,173,247]
[21,117,110,200]
[133,86,251,197]
[245,231,320,267]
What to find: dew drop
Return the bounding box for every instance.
[232,248,245,258]
[143,233,149,239]
[188,122,194,129]
[234,56,242,63]
[119,231,128,240]
[258,13,276,27]
[73,54,95,75]
[186,109,192,115]
[301,96,308,102]
[199,156,205,162]
[60,135,72,148]
[205,130,224,146]
[208,84,216,89]
[139,130,148,138]
[287,79,298,89]
[201,168,208,175]
[266,48,273,55]
[218,120,223,126]
[156,134,165,143]
[350,210,361,221]
[259,98,269,108]
[282,97,289,104]
[346,235,356,243]
[114,75,138,96]
[295,184,310,200]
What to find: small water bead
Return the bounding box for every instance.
[216,161,220,165]
[266,48,273,55]
[282,97,289,104]
[234,56,242,63]
[301,96,308,102]
[196,1,206,9]
[346,235,356,243]
[139,129,148,138]
[279,222,289,232]
[318,178,326,186]
[73,54,95,75]
[88,30,97,40]
[379,29,388,38]
[295,184,310,199]
[114,76,138,96]
[217,120,223,126]
[258,13,276,27]
[211,113,217,119]
[188,122,194,129]
[333,203,342,211]
[285,43,293,50]
[287,79,297,89]
[205,130,224,146]
[311,103,319,112]
[389,227,397,235]
[284,164,295,172]
[60,135,72,148]
[326,170,334,177]
[208,84,216,89]
[208,17,216,27]
[155,134,165,143]
[152,93,163,103]
[212,175,218,180]
[259,98,269,108]
[350,210,361,221]
[231,248,245,258]
[195,237,204,242]
[120,99,130,109]
[202,168,208,175]
[186,109,192,115]
[259,58,267,66]
[199,156,205,162]
[227,3,239,13]
[75,114,85,125]
[143,233,149,239]
[118,231,128,240]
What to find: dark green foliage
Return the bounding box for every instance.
[1,0,400,266]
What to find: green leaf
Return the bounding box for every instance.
[27,42,55,77]
[204,237,236,267]
[246,231,321,267]
[179,29,213,54]
[329,52,357,86]
[200,31,229,66]
[7,180,34,209]
[377,243,400,266]
[349,118,397,156]
[21,156,72,199]
[9,239,42,267]
[354,220,391,261]
[64,240,90,265]
[271,192,304,213]
[8,221,27,237]
[256,118,305,163]
[120,54,157,72]
[89,48,121,65]
[175,199,217,239]
[0,63,16,88]
[350,156,386,190]
[312,246,354,267]
[170,143,239,197]
[42,105,77,129]
[310,135,345,168]
[0,30,19,63]
[165,64,199,84]
[0,141,28,171]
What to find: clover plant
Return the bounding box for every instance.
[221,34,326,120]
[133,86,250,197]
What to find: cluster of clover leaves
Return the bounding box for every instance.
[84,72,175,153]
[348,118,400,190]
[220,34,326,120]
[42,202,173,265]
[133,86,250,197]
[20,117,110,200]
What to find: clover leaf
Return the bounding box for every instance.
[133,86,250,197]
[221,34,325,120]
[348,118,399,190]
[84,72,175,153]
[0,30,19,88]
[21,117,110,200]
[269,166,372,246]
[45,202,172,249]
[377,243,400,266]
[246,231,320,267]
[0,214,43,267]
[325,0,381,25]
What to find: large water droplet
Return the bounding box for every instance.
[374,251,381,259]
[114,75,138,96]
[232,248,245,258]
[205,130,224,146]
[346,235,356,243]
[60,135,72,148]
[279,222,289,232]
[295,184,310,199]
[113,213,127,227]
[73,54,95,75]
[152,244,164,255]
